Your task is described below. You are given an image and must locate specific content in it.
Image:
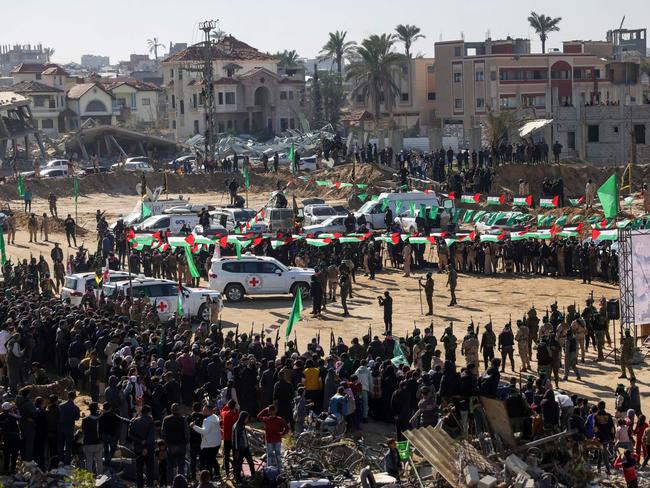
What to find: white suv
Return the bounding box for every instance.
[61,271,134,306]
[209,254,314,302]
[102,277,223,321]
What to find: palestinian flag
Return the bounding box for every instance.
[513,195,533,207]
[480,231,508,242]
[486,194,505,205]
[569,196,585,207]
[242,159,250,188]
[460,193,480,204]
[591,229,618,241]
[176,281,185,318]
[539,196,560,208]
[446,192,455,200]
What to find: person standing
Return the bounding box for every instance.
[311,274,323,317]
[162,403,190,481]
[220,399,239,479]
[419,272,434,315]
[16,387,36,461]
[480,323,496,370]
[257,404,289,470]
[232,411,255,483]
[48,192,58,218]
[64,214,77,247]
[563,329,581,382]
[446,264,458,306]
[41,213,50,242]
[402,242,412,277]
[24,186,32,213]
[130,405,156,488]
[515,321,531,372]
[191,404,222,479]
[378,291,393,335]
[339,272,351,317]
[5,213,16,245]
[81,402,103,475]
[58,390,81,465]
[498,324,515,372]
[27,213,38,243]
[0,402,20,474]
[585,179,596,209]
[621,330,636,380]
[594,400,615,474]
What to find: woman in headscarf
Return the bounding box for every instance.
[232,411,255,483]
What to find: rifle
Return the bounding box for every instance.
[545,307,549,320]
[330,329,335,354]
[508,314,512,328]
[368,324,372,341]
[294,329,298,353]
[235,323,239,345]
[317,329,321,347]
[470,316,475,335]
[275,328,280,352]
[260,323,265,342]
[250,321,254,341]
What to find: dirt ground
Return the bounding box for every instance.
[3,185,645,420]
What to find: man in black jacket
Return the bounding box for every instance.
[161,403,189,481]
[99,402,130,471]
[82,403,103,474]
[130,405,155,488]
[390,380,412,441]
[478,359,501,398]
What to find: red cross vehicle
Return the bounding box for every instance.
[158,301,169,312]
[248,276,262,288]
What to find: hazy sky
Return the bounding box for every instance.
[2,0,649,64]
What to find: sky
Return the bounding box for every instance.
[2,0,649,64]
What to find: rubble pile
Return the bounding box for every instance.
[3,461,72,488]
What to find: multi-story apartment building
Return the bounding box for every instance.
[162,35,306,140]
[0,44,50,76]
[434,36,643,131]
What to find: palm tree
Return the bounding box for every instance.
[43,48,55,63]
[346,34,404,119]
[528,12,562,53]
[273,50,301,67]
[394,24,425,59]
[147,37,163,60]
[210,29,226,42]
[318,30,357,74]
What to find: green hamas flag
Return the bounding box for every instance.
[17,175,24,198]
[381,199,390,211]
[597,174,618,219]
[285,288,303,337]
[142,202,152,219]
[184,246,200,278]
[358,193,368,202]
[408,202,417,216]
[242,160,250,188]
[0,227,6,265]
[176,282,184,317]
[463,209,475,223]
[73,176,79,202]
[288,143,296,173]
[429,207,439,220]
[394,200,403,214]
[391,340,409,367]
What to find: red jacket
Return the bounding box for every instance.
[257,408,289,443]
[614,454,638,482]
[220,405,239,442]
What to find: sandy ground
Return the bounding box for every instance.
[5,191,645,417]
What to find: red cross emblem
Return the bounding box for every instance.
[158,301,168,312]
[248,276,261,288]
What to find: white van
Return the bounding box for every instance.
[136,214,200,233]
[354,191,450,230]
[263,207,295,232]
[112,199,190,230]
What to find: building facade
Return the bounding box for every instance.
[162,35,306,140]
[105,81,161,128]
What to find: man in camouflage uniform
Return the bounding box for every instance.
[555,317,570,342]
[593,304,607,361]
[570,313,588,363]
[515,320,531,371]
[440,326,457,365]
[461,327,480,374]
[549,302,563,333]
[480,322,496,370]
[599,298,612,346]
[620,330,636,380]
[525,307,540,355]
[539,316,553,341]
[581,298,598,352]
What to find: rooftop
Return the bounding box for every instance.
[11,80,64,94]
[162,35,275,63]
[11,63,47,74]
[67,82,113,100]
[42,65,70,76]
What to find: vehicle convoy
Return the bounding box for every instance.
[354,191,452,229]
[112,199,190,229]
[303,204,339,226]
[303,216,351,236]
[209,254,314,302]
[103,277,223,321]
[135,214,201,233]
[61,271,134,306]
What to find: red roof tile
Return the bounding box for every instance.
[11,63,47,74]
[214,77,239,85]
[42,65,70,76]
[11,80,63,94]
[162,35,275,63]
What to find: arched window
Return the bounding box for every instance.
[86,99,107,112]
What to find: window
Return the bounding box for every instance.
[172,120,176,129]
[427,65,435,73]
[142,98,151,106]
[551,69,570,80]
[634,124,646,145]
[427,92,436,101]
[454,47,462,57]
[453,72,462,83]
[476,98,485,108]
[401,93,409,102]
[170,69,174,79]
[526,70,547,80]
[222,262,243,273]
[218,122,225,132]
[288,91,294,100]
[193,120,199,134]
[568,131,576,150]
[171,95,176,109]
[594,69,601,79]
[225,92,235,104]
[259,262,280,273]
[280,118,288,131]
[500,70,523,81]
[33,96,47,107]
[500,96,517,109]
[179,99,184,115]
[280,91,287,100]
[490,70,497,81]
[130,94,137,109]
[475,71,484,81]
[454,98,463,109]
[356,94,364,103]
[178,70,183,80]
[41,119,54,129]
[226,120,233,129]
[192,94,197,109]
[218,92,224,105]
[289,118,295,129]
[588,125,599,142]
[35,73,41,80]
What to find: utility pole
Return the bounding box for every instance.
[184,20,219,161]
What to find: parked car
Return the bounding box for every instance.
[303,215,350,236]
[111,157,154,172]
[303,204,338,226]
[103,277,223,321]
[61,271,134,306]
[211,208,266,233]
[135,214,201,233]
[209,254,314,302]
[40,168,69,179]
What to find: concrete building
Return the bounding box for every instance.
[81,54,110,70]
[104,81,161,128]
[607,28,647,58]
[0,91,45,160]
[0,44,50,76]
[433,36,643,130]
[66,82,115,127]
[162,35,306,139]
[10,81,67,134]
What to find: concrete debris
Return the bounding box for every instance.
[3,461,72,487]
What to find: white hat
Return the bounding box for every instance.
[2,402,13,411]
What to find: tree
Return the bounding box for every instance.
[307,71,345,129]
[395,24,425,59]
[43,48,55,63]
[147,38,163,60]
[273,50,301,68]
[346,34,404,119]
[485,108,516,147]
[210,29,226,42]
[528,12,562,53]
[318,30,357,74]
